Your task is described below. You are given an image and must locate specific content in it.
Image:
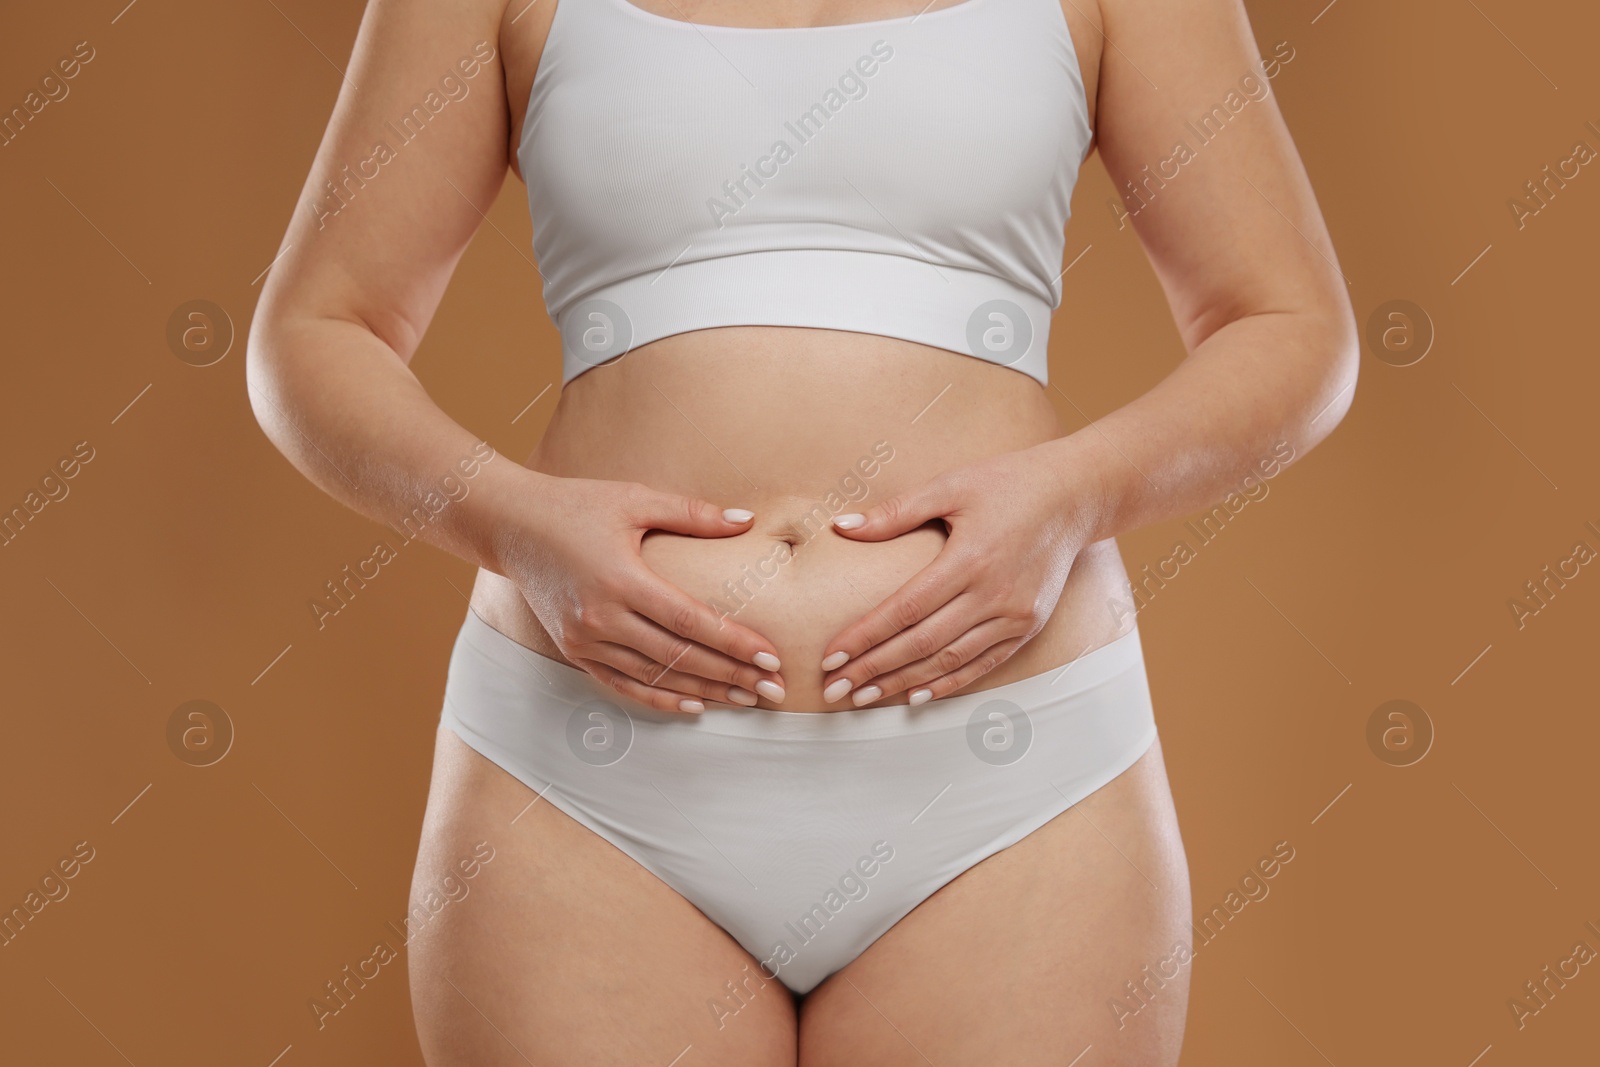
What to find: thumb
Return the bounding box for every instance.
[832,482,953,541]
[628,486,755,538]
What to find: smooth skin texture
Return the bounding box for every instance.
[247,0,1356,1062]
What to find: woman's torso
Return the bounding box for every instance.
[470,0,1121,710]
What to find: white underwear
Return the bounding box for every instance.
[439,607,1159,995]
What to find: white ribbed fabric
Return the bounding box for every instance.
[439,608,1158,995]
[519,0,1092,385]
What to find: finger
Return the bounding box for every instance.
[575,656,708,715]
[586,642,773,708]
[820,594,982,701]
[630,572,784,671]
[625,484,757,539]
[816,556,969,675]
[609,614,784,703]
[850,618,1031,705]
[829,477,957,542]
[895,635,1032,707]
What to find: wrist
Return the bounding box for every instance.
[1030,430,1132,546]
[442,452,556,578]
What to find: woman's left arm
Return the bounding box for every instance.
[821,0,1359,704]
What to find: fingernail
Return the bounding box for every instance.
[723,508,754,523]
[832,513,865,530]
[821,650,849,671]
[823,678,854,703]
[755,680,786,702]
[753,651,781,671]
[679,698,705,713]
[850,685,883,707]
[909,688,933,706]
[727,687,758,707]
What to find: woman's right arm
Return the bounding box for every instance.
[245,0,784,712]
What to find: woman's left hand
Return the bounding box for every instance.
[819,442,1105,707]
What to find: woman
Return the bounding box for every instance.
[248,0,1356,1061]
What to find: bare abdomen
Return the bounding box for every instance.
[469,326,1133,709]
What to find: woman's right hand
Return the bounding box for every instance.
[498,473,786,714]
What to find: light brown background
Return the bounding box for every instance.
[2,0,1597,1064]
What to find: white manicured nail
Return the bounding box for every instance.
[723,508,755,523]
[727,687,758,707]
[821,650,849,671]
[823,678,854,703]
[679,698,705,713]
[755,680,786,702]
[753,651,781,671]
[850,685,883,707]
[832,513,865,530]
[909,688,933,706]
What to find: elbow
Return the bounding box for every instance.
[244,317,278,436]
[1291,300,1360,456]
[1312,300,1363,438]
[243,313,298,457]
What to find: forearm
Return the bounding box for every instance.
[245,315,542,576]
[1051,307,1359,545]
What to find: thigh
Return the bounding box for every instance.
[408,727,798,1067]
[798,740,1191,1067]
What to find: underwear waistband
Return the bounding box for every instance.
[453,606,1148,741]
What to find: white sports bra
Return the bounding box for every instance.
[518,0,1092,386]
